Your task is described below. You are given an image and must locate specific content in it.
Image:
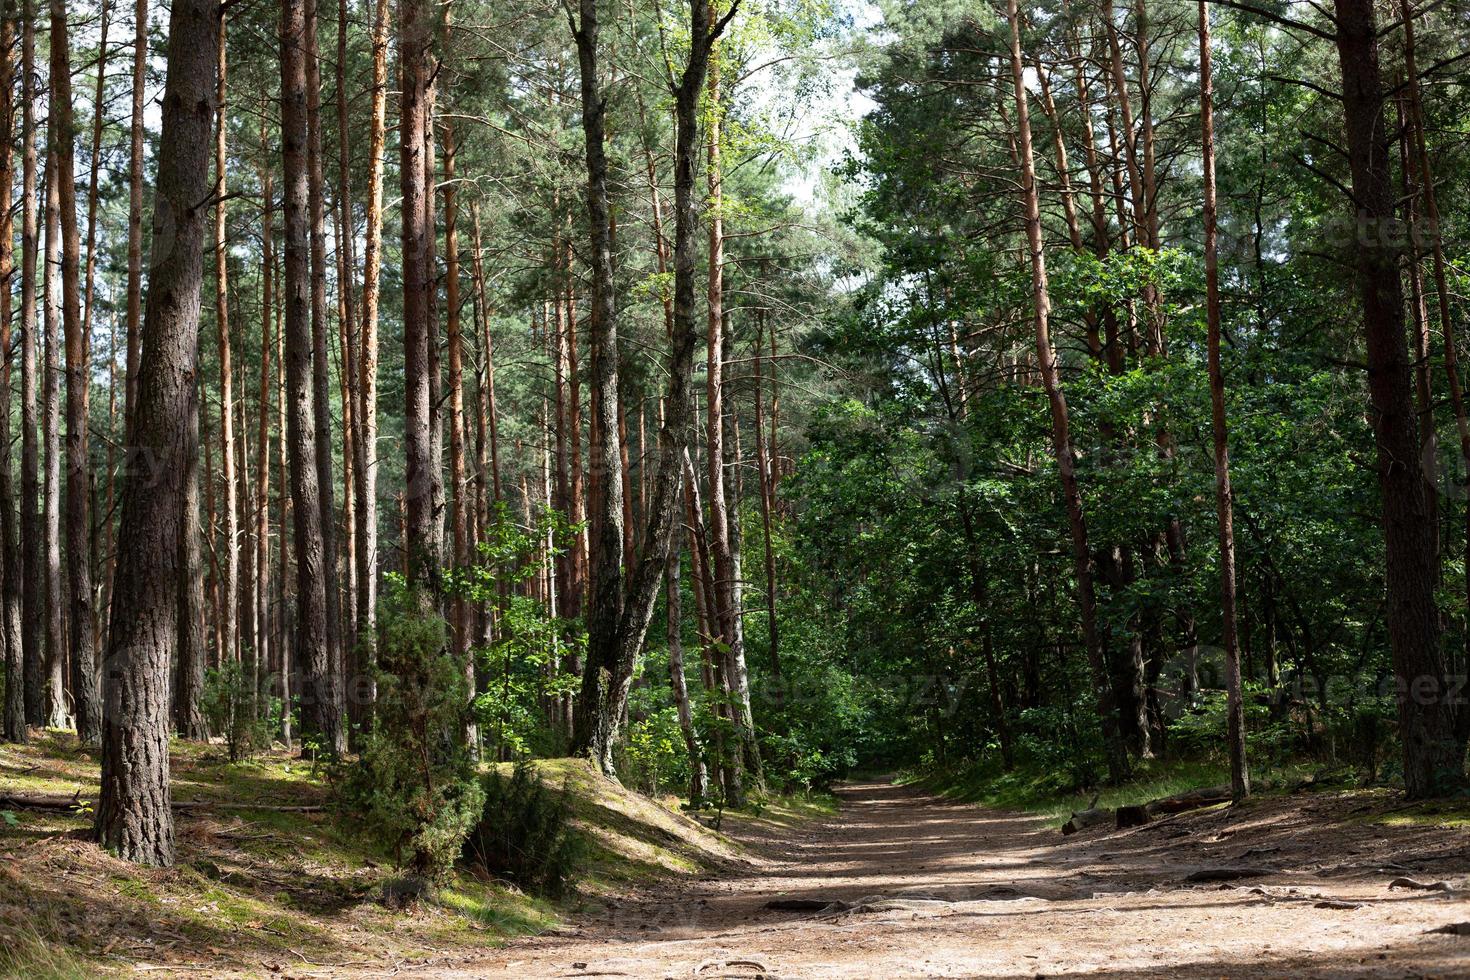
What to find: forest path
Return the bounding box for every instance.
[451,778,1470,979]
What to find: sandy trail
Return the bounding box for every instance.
[453,779,1470,978]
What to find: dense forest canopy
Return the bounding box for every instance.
[0,0,1466,875]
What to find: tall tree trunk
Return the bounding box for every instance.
[1331,0,1465,796]
[442,118,475,749]
[124,0,145,441]
[283,0,342,755]
[470,202,501,503]
[83,0,112,670]
[334,0,359,671]
[567,0,627,774]
[175,332,207,738]
[354,0,389,715]
[751,305,780,686]
[213,13,239,673]
[19,0,41,727]
[1199,1,1248,802]
[52,0,98,743]
[303,0,344,752]
[572,0,736,776]
[1006,0,1126,783]
[97,0,220,865]
[274,245,293,748]
[42,150,66,729]
[255,146,275,722]
[1401,0,1470,748]
[0,0,25,743]
[399,0,437,588]
[701,50,753,798]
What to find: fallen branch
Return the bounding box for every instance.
[0,793,327,814]
[1389,876,1453,892]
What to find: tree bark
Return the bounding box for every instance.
[303,0,344,752]
[1330,0,1465,796]
[124,0,145,442]
[0,0,24,743]
[212,13,239,673]
[19,0,41,728]
[1199,0,1249,802]
[442,117,475,749]
[354,0,389,716]
[572,0,737,776]
[283,0,342,755]
[42,143,66,729]
[97,0,219,866]
[255,143,275,721]
[400,0,437,589]
[1006,0,1126,783]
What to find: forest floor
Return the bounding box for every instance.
[0,733,816,978]
[460,777,1470,979]
[5,737,1470,978]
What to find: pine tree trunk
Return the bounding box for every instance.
[1331,0,1466,797]
[703,53,740,775]
[1401,0,1470,748]
[19,0,41,728]
[354,0,389,715]
[213,14,239,674]
[42,153,66,729]
[254,144,275,720]
[303,0,344,752]
[442,118,475,749]
[175,336,207,739]
[283,0,342,755]
[334,0,359,672]
[1007,0,1126,784]
[1199,1,1249,801]
[97,0,220,865]
[572,0,734,776]
[123,0,145,441]
[0,0,25,743]
[399,0,437,589]
[567,0,628,775]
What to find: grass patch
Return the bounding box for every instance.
[0,925,100,980]
[1366,799,1470,830]
[909,758,1232,827]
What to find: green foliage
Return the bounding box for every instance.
[449,504,581,758]
[201,660,278,763]
[463,761,583,899]
[345,581,484,882]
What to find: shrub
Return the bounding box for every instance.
[345,580,484,882]
[463,761,582,899]
[201,659,277,762]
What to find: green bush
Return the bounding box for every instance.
[463,761,582,899]
[201,659,277,762]
[345,580,484,882]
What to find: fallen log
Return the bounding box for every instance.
[1145,785,1232,816]
[0,793,327,814]
[1389,877,1453,892]
[1061,807,1110,835]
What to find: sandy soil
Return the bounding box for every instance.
[449,779,1470,979]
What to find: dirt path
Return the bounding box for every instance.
[456,779,1470,978]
